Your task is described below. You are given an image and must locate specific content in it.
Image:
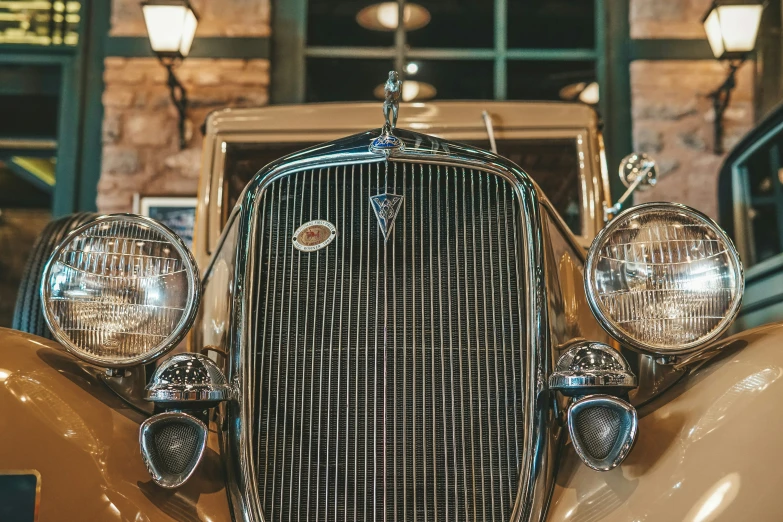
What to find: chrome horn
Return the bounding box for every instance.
[140,353,231,488]
[550,341,639,471]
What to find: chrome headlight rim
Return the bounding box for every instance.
[40,213,202,368]
[585,202,744,356]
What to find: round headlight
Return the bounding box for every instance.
[41,214,200,367]
[585,203,743,355]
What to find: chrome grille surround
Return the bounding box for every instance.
[219,129,555,522]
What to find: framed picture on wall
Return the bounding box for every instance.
[133,195,197,249]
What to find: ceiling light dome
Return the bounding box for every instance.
[357,2,431,31]
[374,80,436,102]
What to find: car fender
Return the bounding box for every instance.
[0,327,231,521]
[547,322,783,521]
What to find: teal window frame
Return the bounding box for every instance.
[272,0,631,200]
[0,0,108,217]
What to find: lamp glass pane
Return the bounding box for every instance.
[716,5,763,52]
[42,216,198,366]
[588,206,743,352]
[703,9,725,58]
[179,9,198,56]
[142,4,187,53]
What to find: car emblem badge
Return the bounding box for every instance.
[292,220,337,252]
[370,193,403,241]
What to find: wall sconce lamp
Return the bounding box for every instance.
[702,0,764,154]
[141,0,199,149]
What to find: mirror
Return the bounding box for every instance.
[603,152,658,221]
[619,152,658,191]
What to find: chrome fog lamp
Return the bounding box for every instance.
[549,341,637,396]
[41,214,200,367]
[140,411,207,488]
[550,341,638,471]
[141,353,229,489]
[567,394,638,471]
[585,203,744,356]
[146,353,231,406]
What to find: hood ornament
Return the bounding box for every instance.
[371,71,404,154]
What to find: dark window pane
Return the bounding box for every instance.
[464,138,582,234]
[307,58,394,102]
[507,60,595,100]
[0,64,61,138]
[508,0,595,49]
[412,60,493,99]
[0,162,51,208]
[307,0,393,46]
[407,0,493,48]
[0,95,59,138]
[746,147,775,197]
[223,142,318,225]
[497,138,582,234]
[750,204,781,263]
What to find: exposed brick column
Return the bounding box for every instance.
[98,0,270,213]
[629,0,755,219]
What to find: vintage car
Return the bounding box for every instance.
[718,101,783,331]
[1,73,779,522]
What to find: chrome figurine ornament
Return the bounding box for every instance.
[370,70,404,154]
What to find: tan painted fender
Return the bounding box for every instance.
[548,322,783,522]
[0,328,231,521]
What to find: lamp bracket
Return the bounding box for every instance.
[708,59,744,154]
[164,62,189,150]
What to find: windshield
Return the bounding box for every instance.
[222,136,582,235]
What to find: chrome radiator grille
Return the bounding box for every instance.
[250,160,526,521]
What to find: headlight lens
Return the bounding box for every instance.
[585,203,743,354]
[41,214,200,367]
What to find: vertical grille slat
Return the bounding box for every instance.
[252,160,525,522]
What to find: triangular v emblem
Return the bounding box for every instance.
[370,193,404,241]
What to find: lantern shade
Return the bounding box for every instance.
[356,2,431,32]
[142,1,199,60]
[702,1,764,60]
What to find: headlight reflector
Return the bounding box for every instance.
[41,214,200,367]
[585,203,743,354]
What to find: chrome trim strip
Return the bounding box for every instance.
[221,128,554,522]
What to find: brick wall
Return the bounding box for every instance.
[629,0,755,219]
[110,0,270,37]
[99,0,756,219]
[98,0,270,213]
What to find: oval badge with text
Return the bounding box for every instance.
[292,220,337,252]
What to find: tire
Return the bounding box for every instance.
[12,212,98,338]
